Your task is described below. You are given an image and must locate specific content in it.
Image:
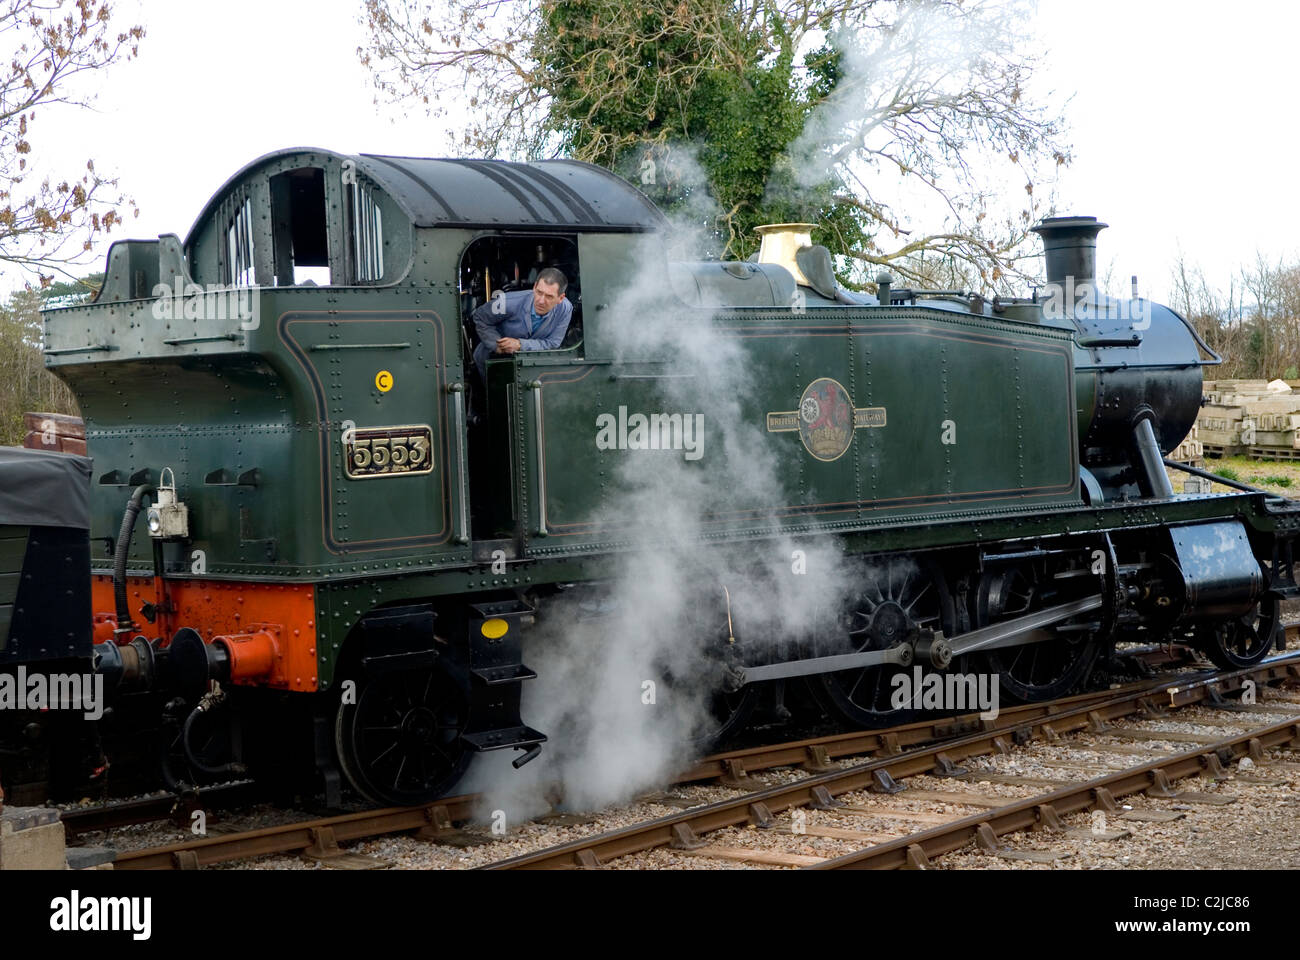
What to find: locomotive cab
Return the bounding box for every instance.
[458,232,585,540]
[458,231,586,421]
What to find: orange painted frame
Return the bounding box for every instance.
[90,576,320,692]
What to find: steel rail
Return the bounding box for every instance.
[101,666,1204,868]
[112,793,483,870]
[816,715,1300,870]
[483,654,1300,869]
[672,670,1201,784]
[674,632,1269,782]
[63,782,264,837]
[83,677,1156,864]
[101,641,1284,869]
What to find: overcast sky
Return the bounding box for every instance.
[22,0,1300,304]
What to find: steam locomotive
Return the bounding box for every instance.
[3,147,1293,807]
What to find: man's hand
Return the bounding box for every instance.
[495,337,522,355]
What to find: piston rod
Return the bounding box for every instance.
[733,594,1105,686]
[945,595,1105,657]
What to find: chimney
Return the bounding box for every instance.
[1031,216,1108,286]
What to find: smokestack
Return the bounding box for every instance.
[1031,216,1108,286]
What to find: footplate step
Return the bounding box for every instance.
[461,725,547,752]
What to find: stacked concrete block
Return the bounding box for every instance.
[1196,379,1300,460]
[1168,421,1204,466]
[0,806,66,870]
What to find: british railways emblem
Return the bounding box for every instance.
[766,378,886,462]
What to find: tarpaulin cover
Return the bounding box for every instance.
[0,446,92,530]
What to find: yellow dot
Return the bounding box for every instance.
[375,370,393,393]
[480,618,509,639]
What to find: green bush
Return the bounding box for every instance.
[1262,474,1294,488]
[1214,466,1241,481]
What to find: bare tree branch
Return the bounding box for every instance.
[0,0,144,283]
[358,0,1068,292]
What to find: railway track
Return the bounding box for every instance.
[62,641,1200,842]
[61,781,266,837]
[99,647,1297,870]
[487,656,1300,870]
[64,684,1131,846]
[815,712,1299,871]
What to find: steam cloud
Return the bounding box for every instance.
[764,1,1047,280]
[775,7,989,195]
[465,2,1045,822]
[464,204,853,822]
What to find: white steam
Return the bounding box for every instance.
[778,6,993,196]
[766,0,1054,281]
[464,211,853,821]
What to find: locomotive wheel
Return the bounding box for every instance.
[692,680,761,753]
[334,659,472,806]
[1202,597,1280,670]
[657,649,762,753]
[974,566,1101,703]
[812,560,955,727]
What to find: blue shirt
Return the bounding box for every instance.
[473,290,572,354]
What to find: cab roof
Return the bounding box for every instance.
[184,147,666,246]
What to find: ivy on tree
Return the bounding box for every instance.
[360,0,1069,291]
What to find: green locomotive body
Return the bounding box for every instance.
[33,147,1297,804]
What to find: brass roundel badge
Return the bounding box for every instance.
[798,378,854,462]
[766,377,887,462]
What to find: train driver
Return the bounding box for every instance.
[472,267,573,380]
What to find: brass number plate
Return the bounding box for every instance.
[344,425,434,479]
